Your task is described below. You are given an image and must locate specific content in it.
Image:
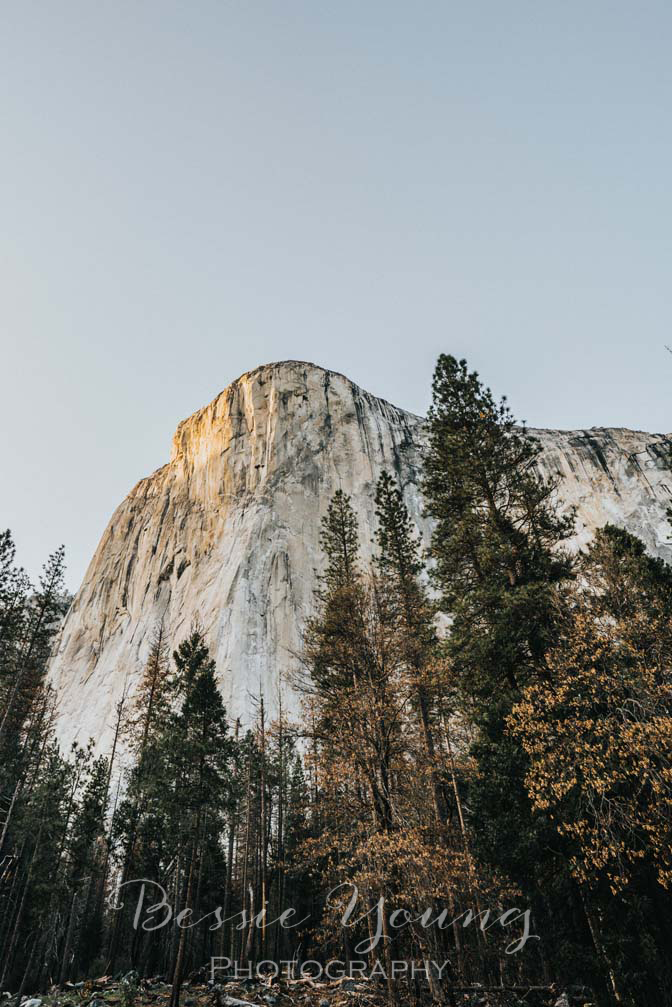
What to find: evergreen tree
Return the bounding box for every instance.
[422,356,605,996]
[305,491,402,833]
[0,544,68,783]
[106,624,173,973]
[581,522,672,656]
[303,489,520,994]
[319,489,360,591]
[165,628,234,1006]
[59,751,110,981]
[0,531,31,686]
[423,355,574,697]
[0,739,73,993]
[374,471,449,824]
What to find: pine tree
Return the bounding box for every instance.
[106,624,173,973]
[302,487,521,994]
[422,356,601,995]
[167,627,235,1007]
[306,491,402,832]
[59,752,110,981]
[374,472,450,821]
[319,490,360,591]
[423,355,574,697]
[0,544,68,780]
[0,531,31,687]
[0,739,73,992]
[581,523,672,657]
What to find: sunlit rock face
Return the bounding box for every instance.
[48,361,672,752]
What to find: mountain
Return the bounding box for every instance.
[47,361,672,751]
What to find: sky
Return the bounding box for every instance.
[1,1,671,591]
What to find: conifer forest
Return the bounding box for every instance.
[2,357,671,1007]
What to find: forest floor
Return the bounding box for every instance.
[7,974,590,1007]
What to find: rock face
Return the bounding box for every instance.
[48,361,672,752]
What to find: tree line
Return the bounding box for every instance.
[1,355,671,1006]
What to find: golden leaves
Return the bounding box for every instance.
[508,611,672,893]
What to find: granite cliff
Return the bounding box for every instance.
[47,361,672,751]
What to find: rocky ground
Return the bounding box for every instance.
[2,973,594,1007]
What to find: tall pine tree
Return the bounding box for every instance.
[422,356,605,996]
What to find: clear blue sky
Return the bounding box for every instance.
[1,1,671,590]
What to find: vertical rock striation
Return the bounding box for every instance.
[47,361,672,751]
